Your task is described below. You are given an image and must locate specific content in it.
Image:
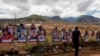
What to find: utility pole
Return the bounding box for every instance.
[13,13,16,56]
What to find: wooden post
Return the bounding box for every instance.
[13,13,16,56]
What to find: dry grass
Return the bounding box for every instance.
[50,49,100,56]
[0,22,100,51]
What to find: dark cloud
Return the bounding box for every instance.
[51,9,62,15]
[2,0,30,11]
[32,0,58,5]
[77,0,94,11]
[0,0,99,18]
[2,0,28,4]
[0,11,6,14]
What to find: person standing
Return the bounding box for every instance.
[72,27,82,56]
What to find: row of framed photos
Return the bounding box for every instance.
[0,29,69,43]
[1,37,67,43]
[1,36,68,43]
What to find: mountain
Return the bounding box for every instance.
[62,15,100,23]
[0,15,50,23]
[0,15,62,23]
[76,15,100,23]
[0,14,100,24]
[63,17,78,22]
[27,15,50,21]
[48,16,62,21]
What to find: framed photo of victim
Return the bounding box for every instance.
[61,32,67,42]
[29,30,38,42]
[52,31,60,42]
[1,30,13,43]
[38,30,46,42]
[17,29,27,43]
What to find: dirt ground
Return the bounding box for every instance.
[50,48,100,56]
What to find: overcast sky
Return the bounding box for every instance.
[0,0,100,18]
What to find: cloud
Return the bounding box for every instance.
[86,0,100,18]
[29,5,55,16]
[32,0,58,5]
[77,0,94,11]
[0,0,100,18]
[93,12,100,18]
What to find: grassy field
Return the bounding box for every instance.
[50,48,100,56]
[0,22,100,56]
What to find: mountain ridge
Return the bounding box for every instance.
[0,14,100,24]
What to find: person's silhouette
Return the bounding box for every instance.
[72,27,82,56]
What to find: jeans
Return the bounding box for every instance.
[73,41,79,56]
